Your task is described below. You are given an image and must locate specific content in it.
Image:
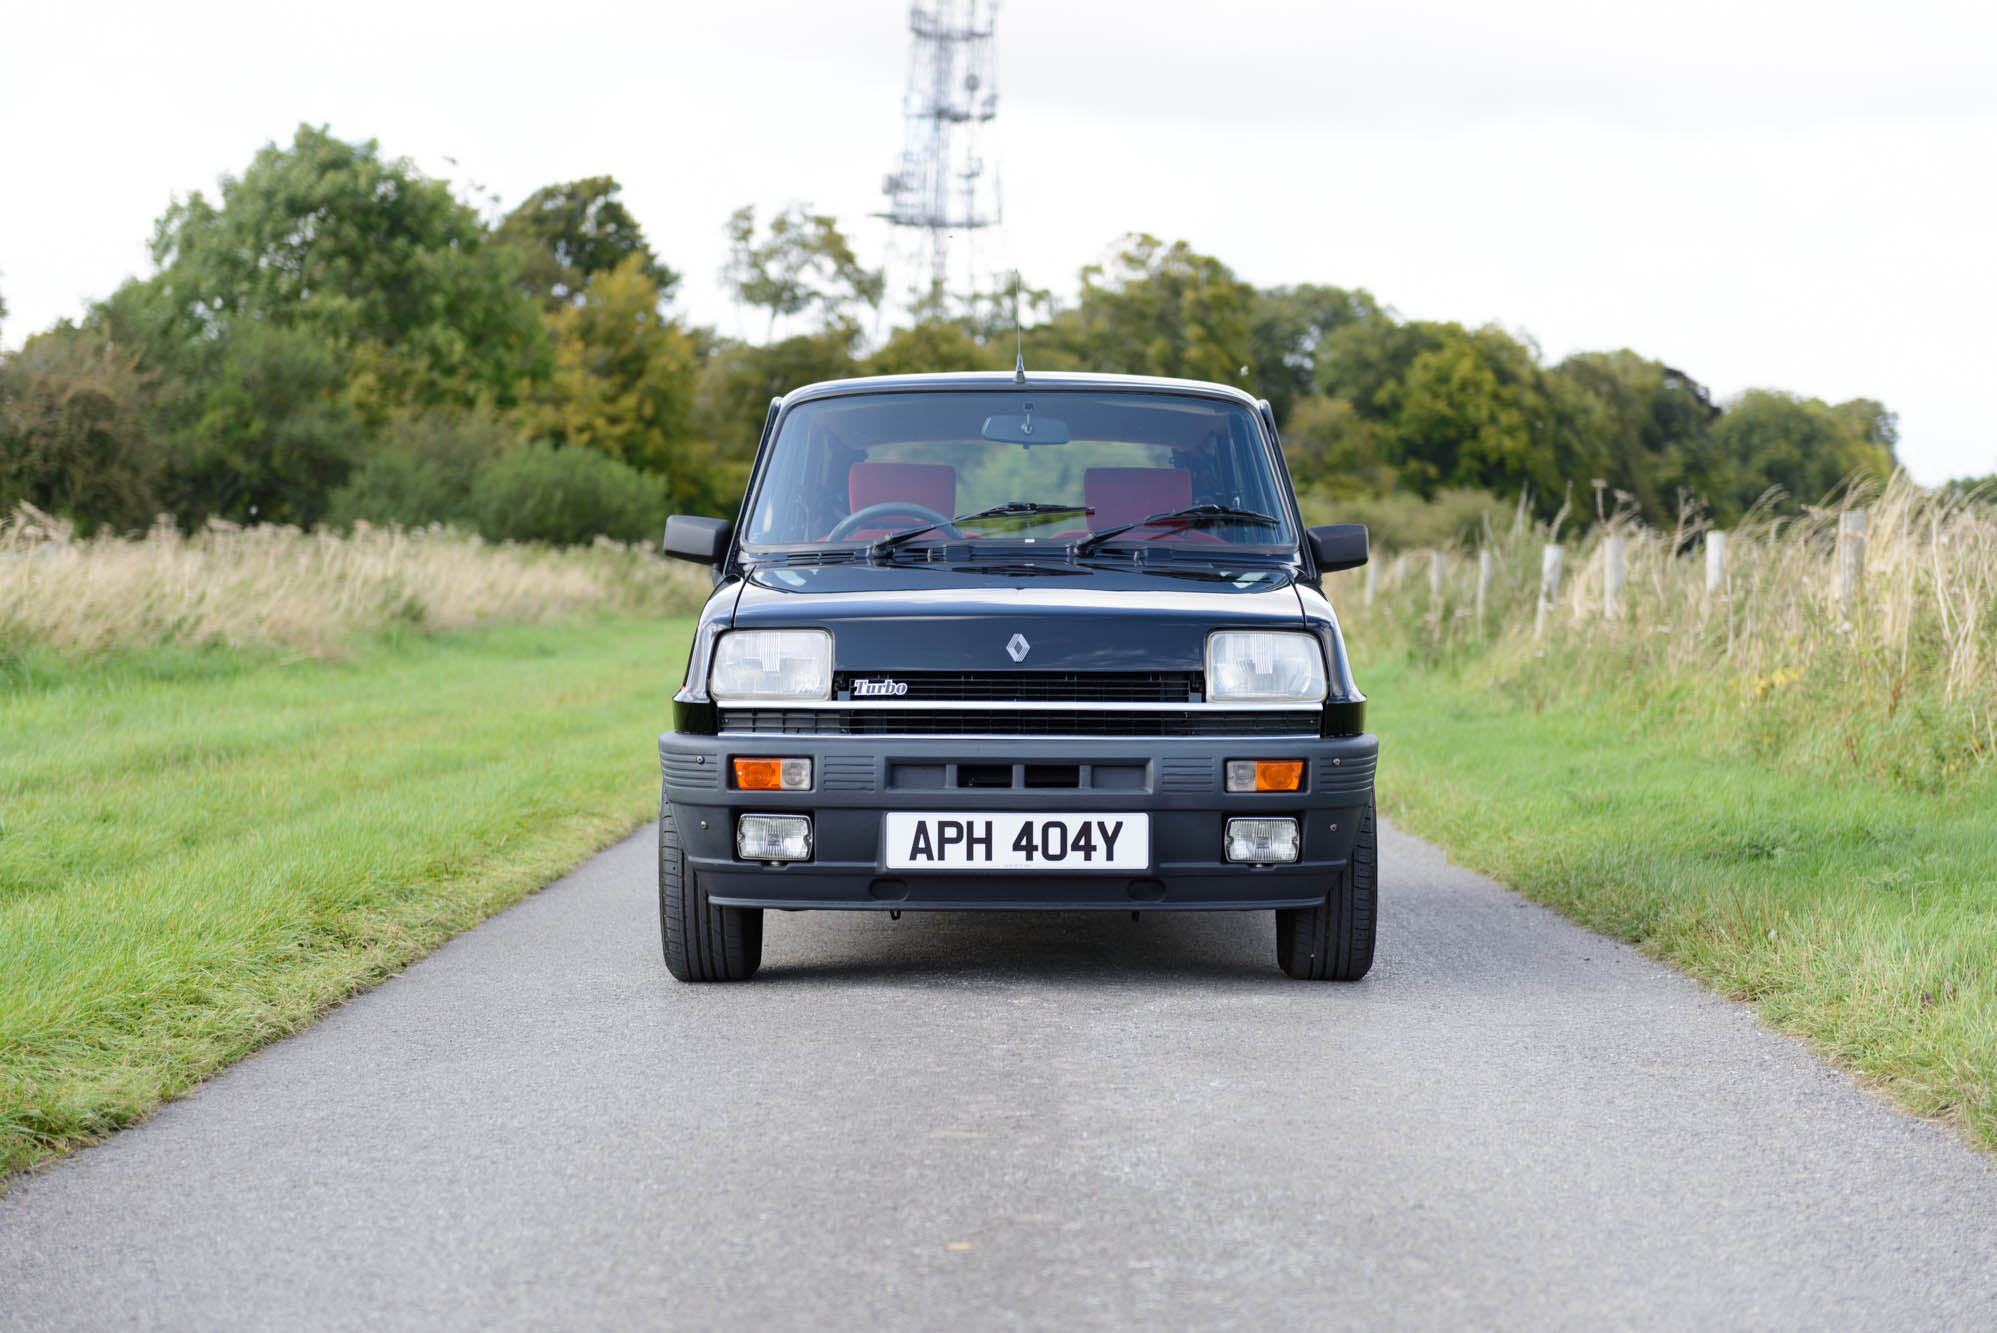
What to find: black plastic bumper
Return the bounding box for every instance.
[658,730,1378,911]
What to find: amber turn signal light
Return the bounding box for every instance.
[1225,759,1304,793]
[732,757,812,791]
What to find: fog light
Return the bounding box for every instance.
[1225,817,1299,863]
[1225,759,1305,793]
[733,757,812,790]
[738,814,812,861]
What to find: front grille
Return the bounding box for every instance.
[719,708,1316,737]
[838,671,1199,703]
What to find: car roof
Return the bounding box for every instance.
[779,370,1265,410]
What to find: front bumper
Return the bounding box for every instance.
[659,731,1379,911]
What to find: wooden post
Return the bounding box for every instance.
[1394,552,1411,589]
[1428,551,1446,600]
[1835,510,1866,610]
[1476,547,1494,632]
[1705,531,1727,594]
[1364,559,1378,607]
[1603,535,1626,618]
[1535,544,1563,636]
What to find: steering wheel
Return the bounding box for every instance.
[825,502,962,542]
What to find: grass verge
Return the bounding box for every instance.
[1372,655,1997,1151]
[0,616,692,1179]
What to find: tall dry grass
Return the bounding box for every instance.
[0,503,711,659]
[1335,473,1997,790]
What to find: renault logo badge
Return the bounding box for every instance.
[1005,633,1031,662]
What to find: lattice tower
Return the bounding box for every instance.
[879,1,1001,302]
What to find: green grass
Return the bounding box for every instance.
[0,616,692,1178]
[1371,656,1997,1150]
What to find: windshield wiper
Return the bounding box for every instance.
[1073,504,1281,556]
[870,502,1092,557]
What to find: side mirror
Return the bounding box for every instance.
[664,515,733,567]
[1307,523,1369,573]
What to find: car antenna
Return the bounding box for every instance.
[1012,270,1027,384]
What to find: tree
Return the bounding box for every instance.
[494,176,677,311]
[1057,235,1255,386]
[117,124,548,415]
[161,318,363,526]
[469,442,670,545]
[1384,325,1548,497]
[1553,351,1724,526]
[1315,317,1447,421]
[691,327,862,499]
[724,205,884,338]
[324,408,516,530]
[1249,284,1385,422]
[0,324,162,532]
[1280,394,1392,497]
[1711,390,1897,514]
[865,320,1008,378]
[533,254,710,511]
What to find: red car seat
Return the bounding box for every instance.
[849,461,956,517]
[1080,467,1224,543]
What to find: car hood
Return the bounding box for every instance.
[734,561,1304,672]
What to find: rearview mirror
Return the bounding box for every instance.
[664,515,733,566]
[1307,523,1369,573]
[981,412,1070,445]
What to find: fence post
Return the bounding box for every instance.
[1705,530,1727,594]
[1364,558,1378,607]
[1535,544,1563,636]
[1394,552,1411,590]
[1835,510,1866,610]
[1428,551,1446,600]
[1476,547,1494,632]
[1603,535,1626,619]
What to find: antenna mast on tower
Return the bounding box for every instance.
[880,1,1001,307]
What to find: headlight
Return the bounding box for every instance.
[709,630,832,702]
[1206,631,1326,702]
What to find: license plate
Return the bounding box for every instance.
[883,812,1150,871]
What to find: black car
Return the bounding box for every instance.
[658,371,1377,981]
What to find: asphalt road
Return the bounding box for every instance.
[4,820,1996,1331]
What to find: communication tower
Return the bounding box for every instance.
[880,1,1001,303]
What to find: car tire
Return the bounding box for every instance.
[659,794,763,982]
[1274,798,1376,980]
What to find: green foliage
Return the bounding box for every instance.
[0,325,161,533]
[1059,234,1255,386]
[324,409,517,529]
[1281,394,1391,495]
[865,320,1009,378]
[1712,389,1897,516]
[691,326,864,493]
[494,176,677,311]
[1248,283,1384,421]
[1553,351,1722,526]
[119,124,548,415]
[1300,484,1510,551]
[724,205,884,338]
[532,254,714,510]
[1316,316,1445,417]
[161,318,363,527]
[469,442,669,545]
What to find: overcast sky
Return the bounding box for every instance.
[4,0,1992,481]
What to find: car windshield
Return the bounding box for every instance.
[739,390,1296,556]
